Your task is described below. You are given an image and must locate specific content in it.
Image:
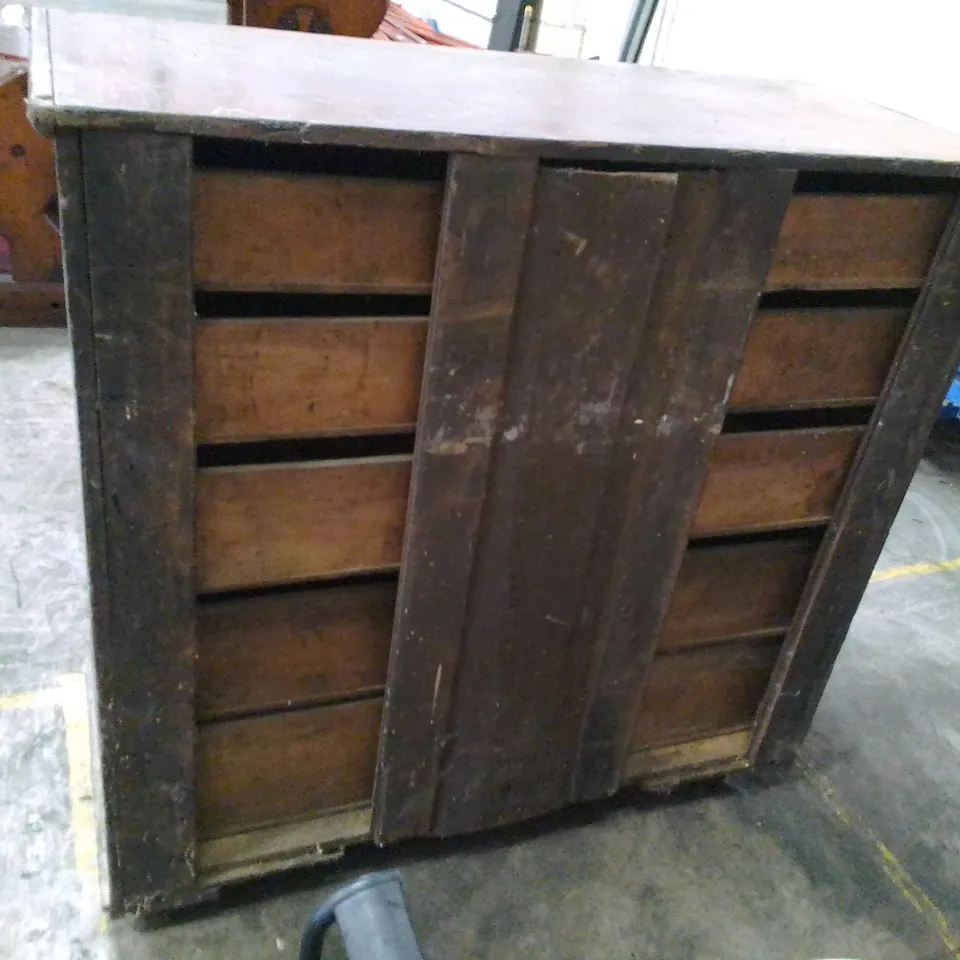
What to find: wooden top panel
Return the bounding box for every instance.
[29,9,960,174]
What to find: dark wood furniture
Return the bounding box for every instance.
[31,8,960,913]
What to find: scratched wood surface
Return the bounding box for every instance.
[30,9,960,174]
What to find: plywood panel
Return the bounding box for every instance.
[197,698,382,839]
[632,641,781,750]
[197,581,395,720]
[195,317,428,442]
[193,171,443,293]
[768,194,952,290]
[660,536,819,649]
[693,427,865,537]
[196,457,411,592]
[731,308,910,410]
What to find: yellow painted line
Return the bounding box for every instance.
[0,676,103,903]
[871,556,960,583]
[800,758,960,958]
[59,673,102,894]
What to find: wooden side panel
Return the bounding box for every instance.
[78,132,196,909]
[730,308,911,410]
[624,730,752,782]
[0,282,65,327]
[632,641,781,750]
[196,457,411,592]
[0,75,59,282]
[574,170,796,800]
[767,194,953,291]
[197,581,395,720]
[197,699,382,839]
[692,427,865,537]
[756,199,960,765]
[660,536,819,650]
[193,171,443,293]
[195,317,428,443]
[373,155,539,842]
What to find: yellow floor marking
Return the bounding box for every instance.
[871,556,960,583]
[800,758,960,958]
[0,676,103,903]
[59,673,102,895]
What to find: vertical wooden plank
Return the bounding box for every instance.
[431,168,681,836]
[573,170,796,801]
[79,131,196,910]
[374,154,538,842]
[755,199,960,766]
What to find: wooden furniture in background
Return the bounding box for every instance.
[32,8,960,913]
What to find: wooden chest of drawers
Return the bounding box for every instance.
[31,8,960,913]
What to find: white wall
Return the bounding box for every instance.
[399,0,494,47]
[641,0,960,132]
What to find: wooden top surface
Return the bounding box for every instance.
[29,8,960,174]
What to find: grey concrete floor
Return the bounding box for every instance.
[3,326,960,960]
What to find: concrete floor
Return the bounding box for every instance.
[3,326,960,960]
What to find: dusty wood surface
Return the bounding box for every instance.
[660,536,819,650]
[731,307,911,410]
[193,171,442,294]
[77,131,196,910]
[623,730,752,781]
[632,640,781,750]
[0,281,65,327]
[197,580,394,720]
[29,8,960,174]
[767,194,954,290]
[196,456,410,592]
[195,317,427,442]
[756,199,960,765]
[692,427,866,537]
[197,698,382,839]
[374,154,539,843]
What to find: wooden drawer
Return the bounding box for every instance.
[767,193,953,291]
[692,426,864,537]
[660,535,819,650]
[197,581,395,721]
[196,456,411,592]
[730,307,910,410]
[195,317,428,443]
[197,698,382,839]
[632,640,781,750]
[193,171,443,293]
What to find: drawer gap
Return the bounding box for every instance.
[198,433,415,468]
[793,170,958,195]
[723,407,872,433]
[197,569,399,603]
[758,288,917,310]
[198,686,385,726]
[195,291,432,318]
[193,137,447,181]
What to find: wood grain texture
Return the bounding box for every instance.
[197,581,395,720]
[195,317,427,442]
[768,194,954,290]
[692,427,865,537]
[0,281,65,327]
[0,75,59,282]
[730,308,911,410]
[631,640,781,750]
[77,132,196,909]
[574,170,796,802]
[193,171,442,294]
[196,456,411,592]
[756,198,960,766]
[373,155,539,843]
[31,9,960,175]
[623,729,752,782]
[197,698,382,839]
[659,536,819,650]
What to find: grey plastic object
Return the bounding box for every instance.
[298,870,425,960]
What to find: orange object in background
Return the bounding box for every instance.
[227,0,388,35]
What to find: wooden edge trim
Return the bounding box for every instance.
[622,729,752,784]
[27,10,55,126]
[197,804,372,887]
[749,196,960,767]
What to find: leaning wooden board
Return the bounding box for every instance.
[33,8,960,913]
